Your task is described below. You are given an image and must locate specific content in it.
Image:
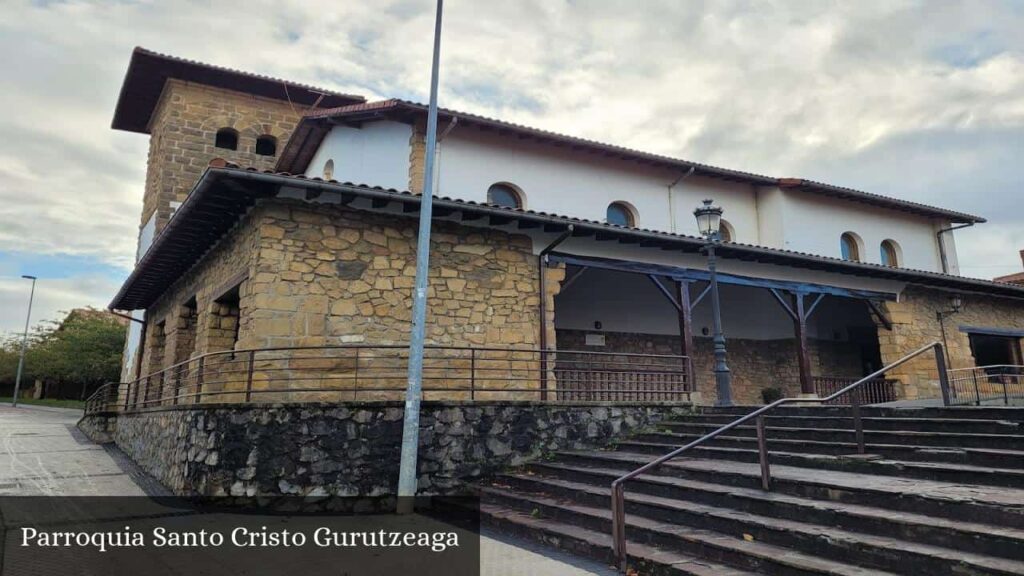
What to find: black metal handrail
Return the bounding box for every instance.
[947,364,1024,406]
[83,344,694,414]
[610,341,950,572]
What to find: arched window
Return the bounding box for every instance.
[606,202,637,227]
[880,239,900,267]
[840,232,862,261]
[719,219,735,242]
[255,135,277,156]
[215,128,238,150]
[487,183,523,209]
[322,159,335,180]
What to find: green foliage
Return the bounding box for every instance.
[0,309,125,399]
[761,386,785,404]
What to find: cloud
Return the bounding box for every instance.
[0,0,1022,336]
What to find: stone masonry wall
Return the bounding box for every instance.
[135,210,262,405]
[144,80,301,234]
[557,329,863,405]
[82,401,690,499]
[878,286,1024,400]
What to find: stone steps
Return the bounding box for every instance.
[481,478,1024,575]
[630,431,1024,469]
[612,441,1024,487]
[480,487,906,576]
[496,467,1024,560]
[677,414,1024,435]
[479,406,1024,574]
[481,502,760,576]
[705,406,1024,421]
[660,421,1024,450]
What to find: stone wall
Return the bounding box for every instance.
[144,80,301,233]
[557,329,863,404]
[80,401,689,498]
[135,210,262,405]
[879,286,1024,400]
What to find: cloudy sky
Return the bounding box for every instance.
[1,0,1022,334]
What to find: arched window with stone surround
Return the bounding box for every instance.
[606,201,637,227]
[322,159,335,180]
[487,182,524,209]
[840,232,862,261]
[255,135,277,156]
[215,128,238,150]
[880,239,901,267]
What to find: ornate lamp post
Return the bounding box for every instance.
[694,200,733,406]
[936,295,963,368]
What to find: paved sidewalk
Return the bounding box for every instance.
[0,404,609,574]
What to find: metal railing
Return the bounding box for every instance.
[610,341,949,572]
[947,364,1024,406]
[813,376,898,405]
[84,345,693,415]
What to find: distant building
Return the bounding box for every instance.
[994,250,1024,286]
[108,48,1024,405]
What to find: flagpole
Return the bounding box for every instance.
[397,0,444,515]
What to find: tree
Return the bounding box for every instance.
[0,309,126,399]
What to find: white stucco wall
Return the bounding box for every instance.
[304,121,411,191]
[777,190,946,272]
[301,119,964,274]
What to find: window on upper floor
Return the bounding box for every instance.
[215,128,239,150]
[322,159,335,180]
[719,219,735,242]
[487,183,524,209]
[880,239,901,267]
[606,201,637,227]
[840,232,862,262]
[255,135,277,156]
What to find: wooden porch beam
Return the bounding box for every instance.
[866,300,893,331]
[791,292,815,395]
[647,275,682,312]
[676,280,695,360]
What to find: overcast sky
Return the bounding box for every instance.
[1,0,1022,334]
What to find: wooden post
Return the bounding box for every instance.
[792,292,814,395]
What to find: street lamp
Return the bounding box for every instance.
[694,200,733,406]
[12,275,37,407]
[936,294,963,368]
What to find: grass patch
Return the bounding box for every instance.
[0,397,85,410]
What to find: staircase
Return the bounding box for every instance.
[479,405,1024,575]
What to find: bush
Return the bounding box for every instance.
[761,387,784,404]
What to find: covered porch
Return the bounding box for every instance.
[550,254,897,405]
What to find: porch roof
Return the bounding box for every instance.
[110,164,1024,311]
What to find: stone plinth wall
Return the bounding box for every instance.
[79,402,689,498]
[557,329,863,405]
[879,287,1024,400]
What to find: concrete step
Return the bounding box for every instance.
[675,414,1024,435]
[497,468,1024,560]
[614,440,1024,488]
[484,477,1024,576]
[536,449,1024,529]
[703,406,1024,421]
[660,421,1024,450]
[631,431,1024,469]
[481,487,906,576]
[479,502,761,576]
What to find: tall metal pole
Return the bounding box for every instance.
[12,275,37,407]
[706,242,733,406]
[397,0,444,515]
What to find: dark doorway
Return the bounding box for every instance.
[969,333,1023,367]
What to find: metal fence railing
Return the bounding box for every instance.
[946,365,1024,406]
[813,376,898,405]
[84,345,693,415]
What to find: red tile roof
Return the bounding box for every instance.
[277,99,985,224]
[109,162,1020,310]
[111,47,365,134]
